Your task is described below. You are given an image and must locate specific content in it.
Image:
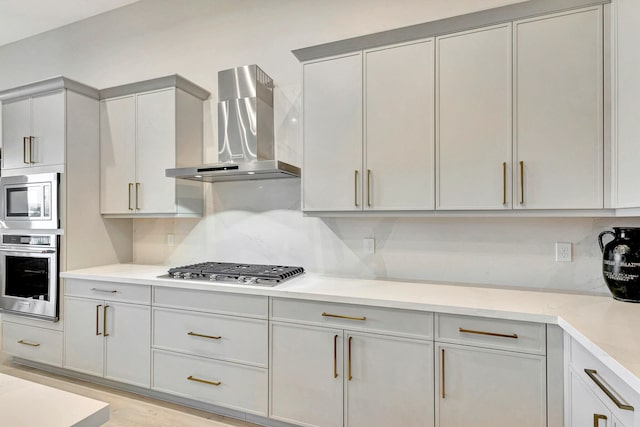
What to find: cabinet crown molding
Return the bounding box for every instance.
[99,74,210,100]
[292,0,610,62]
[0,76,99,102]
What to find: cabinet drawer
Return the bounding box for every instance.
[153,308,267,367]
[152,350,267,416]
[153,287,267,318]
[570,338,638,425]
[436,314,546,354]
[2,321,63,366]
[270,298,433,339]
[65,279,150,304]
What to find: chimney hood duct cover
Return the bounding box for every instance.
[166,65,300,182]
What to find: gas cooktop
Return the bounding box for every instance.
[163,262,304,287]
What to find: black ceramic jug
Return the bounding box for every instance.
[598,227,640,302]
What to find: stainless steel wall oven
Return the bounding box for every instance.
[0,233,59,321]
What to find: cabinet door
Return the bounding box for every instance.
[2,97,31,170]
[614,0,640,208]
[303,53,363,211]
[100,96,136,214]
[365,40,435,210]
[569,369,611,427]
[270,323,343,427]
[436,343,546,427]
[514,7,603,209]
[104,302,150,387]
[31,90,65,167]
[345,332,434,427]
[63,296,104,377]
[136,89,176,214]
[436,24,512,210]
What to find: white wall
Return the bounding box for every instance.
[0,0,630,294]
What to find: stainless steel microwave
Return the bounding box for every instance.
[0,173,59,230]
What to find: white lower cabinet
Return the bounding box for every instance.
[152,349,268,415]
[435,314,547,427]
[1,321,63,367]
[64,296,151,387]
[567,338,638,427]
[435,343,546,427]
[270,323,344,427]
[151,288,269,416]
[570,369,617,427]
[270,299,434,427]
[345,332,434,427]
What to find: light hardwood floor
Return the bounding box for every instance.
[0,347,262,427]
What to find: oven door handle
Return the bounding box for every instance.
[0,248,56,254]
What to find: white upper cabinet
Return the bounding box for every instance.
[2,90,66,171]
[613,0,640,208]
[365,40,435,210]
[303,41,435,212]
[303,53,363,212]
[436,24,512,210]
[299,5,606,214]
[513,7,603,210]
[99,76,209,217]
[100,95,136,214]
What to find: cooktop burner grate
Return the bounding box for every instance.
[166,262,304,285]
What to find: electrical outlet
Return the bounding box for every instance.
[555,242,572,262]
[167,233,175,246]
[363,237,375,255]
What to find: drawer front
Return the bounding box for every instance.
[65,279,150,304]
[153,308,267,367]
[271,298,433,338]
[436,313,546,354]
[570,338,637,425]
[152,349,268,416]
[153,287,268,318]
[2,321,63,366]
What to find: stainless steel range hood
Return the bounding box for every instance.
[166,65,300,182]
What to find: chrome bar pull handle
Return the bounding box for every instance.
[91,288,118,293]
[333,334,338,379]
[502,162,507,206]
[585,369,634,411]
[135,183,141,210]
[354,170,359,207]
[96,304,102,336]
[519,160,525,205]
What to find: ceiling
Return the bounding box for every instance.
[0,0,139,47]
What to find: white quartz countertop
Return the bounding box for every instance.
[0,372,109,427]
[61,263,640,394]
